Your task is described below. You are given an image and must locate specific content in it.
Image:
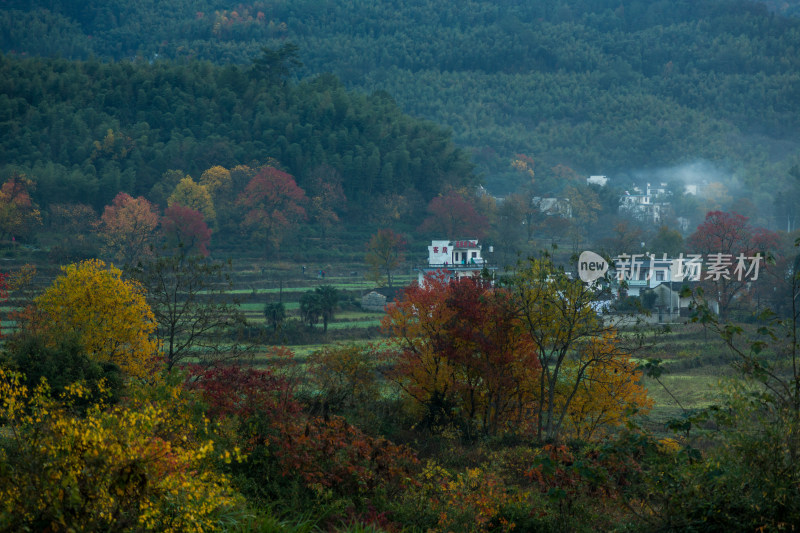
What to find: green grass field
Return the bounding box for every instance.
[633,323,742,436]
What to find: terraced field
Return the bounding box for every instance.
[0,251,744,438]
[637,322,745,437]
[0,252,413,360]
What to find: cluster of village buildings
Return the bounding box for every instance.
[362,176,723,321]
[533,175,698,231]
[397,238,717,322]
[361,232,736,322]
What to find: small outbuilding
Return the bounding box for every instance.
[361,291,387,312]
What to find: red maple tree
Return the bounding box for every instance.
[237,166,307,253]
[162,205,212,257]
[383,273,539,435]
[687,211,780,318]
[417,190,488,239]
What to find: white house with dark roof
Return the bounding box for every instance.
[611,253,719,317]
[416,239,497,285]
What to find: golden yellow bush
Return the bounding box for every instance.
[0,367,244,532]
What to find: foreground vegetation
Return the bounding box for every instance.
[1,247,799,531]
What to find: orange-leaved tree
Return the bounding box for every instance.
[0,173,42,243]
[557,333,653,441]
[98,192,159,265]
[383,272,539,436]
[30,259,159,378]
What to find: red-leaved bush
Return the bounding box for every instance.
[186,356,419,518]
[271,415,419,498]
[186,363,301,423]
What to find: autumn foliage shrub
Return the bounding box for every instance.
[306,343,382,414]
[187,358,420,525]
[270,416,419,502]
[185,356,303,451]
[463,440,645,531]
[0,332,124,411]
[0,368,244,532]
[415,463,527,532]
[390,457,568,533]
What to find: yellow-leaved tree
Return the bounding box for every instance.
[557,333,653,441]
[32,259,159,378]
[509,254,652,442]
[199,165,232,199]
[168,177,216,225]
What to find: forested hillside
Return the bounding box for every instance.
[2,0,800,195]
[0,53,473,214]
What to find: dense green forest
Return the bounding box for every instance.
[0,53,473,214]
[2,0,800,197]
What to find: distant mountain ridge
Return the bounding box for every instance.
[2,0,800,196]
